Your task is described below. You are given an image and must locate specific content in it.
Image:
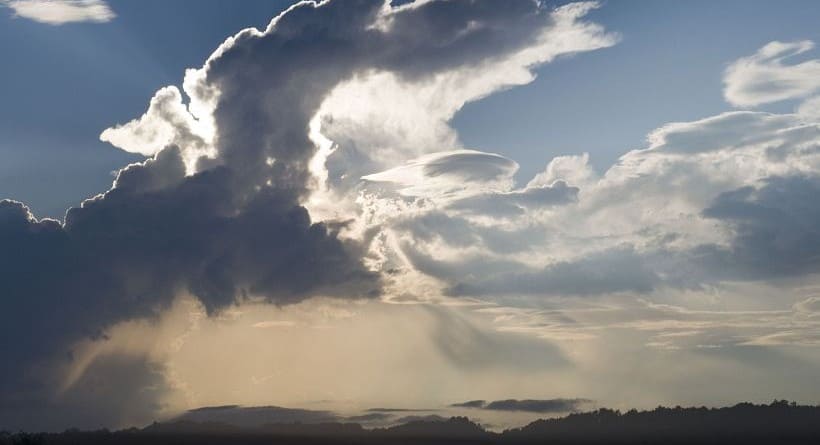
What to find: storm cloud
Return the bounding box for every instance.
[0,0,617,432]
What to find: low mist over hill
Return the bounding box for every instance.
[4,401,820,445]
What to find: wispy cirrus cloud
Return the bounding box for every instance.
[2,0,114,25]
[724,40,820,107]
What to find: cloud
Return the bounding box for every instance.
[362,148,578,217]
[794,297,820,314]
[797,95,820,120]
[724,40,820,107]
[446,181,579,217]
[16,0,820,433]
[2,0,114,25]
[446,248,660,297]
[99,86,215,171]
[644,111,805,155]
[0,167,378,429]
[363,104,819,304]
[0,0,617,431]
[700,175,820,280]
[450,398,591,413]
[363,150,519,197]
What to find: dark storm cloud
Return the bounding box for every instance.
[450,398,591,413]
[0,158,376,430]
[0,0,577,431]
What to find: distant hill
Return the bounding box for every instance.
[3,401,820,444]
[170,405,340,428]
[375,416,487,439]
[504,400,820,443]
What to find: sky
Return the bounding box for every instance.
[1,0,820,433]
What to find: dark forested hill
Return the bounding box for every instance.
[3,401,819,445]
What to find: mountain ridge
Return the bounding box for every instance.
[4,401,820,444]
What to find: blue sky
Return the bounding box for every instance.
[3,0,818,218]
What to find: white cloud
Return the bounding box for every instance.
[724,40,820,107]
[797,95,820,120]
[362,150,519,198]
[355,106,820,304]
[2,0,114,25]
[99,86,216,172]
[305,2,618,220]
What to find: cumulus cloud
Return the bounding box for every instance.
[724,40,820,107]
[363,105,819,304]
[0,0,618,432]
[2,0,114,25]
[700,175,820,280]
[99,86,215,171]
[446,181,578,217]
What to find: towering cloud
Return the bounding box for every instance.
[0,0,617,431]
